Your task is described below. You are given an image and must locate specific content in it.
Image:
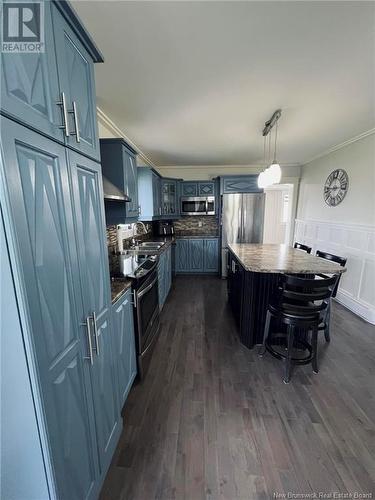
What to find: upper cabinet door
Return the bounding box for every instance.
[52,5,100,161]
[1,118,99,500]
[199,182,215,196]
[221,176,262,194]
[1,1,63,142]
[68,150,120,473]
[124,149,139,219]
[152,172,161,217]
[181,182,198,196]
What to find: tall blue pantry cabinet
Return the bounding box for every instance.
[0,2,120,499]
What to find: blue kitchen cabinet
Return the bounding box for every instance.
[100,139,139,223]
[199,181,215,196]
[158,250,166,307]
[158,246,172,309]
[220,175,262,194]
[112,289,137,408]
[153,172,162,216]
[1,0,103,157]
[69,150,121,473]
[0,4,121,500]
[175,239,190,273]
[52,3,101,161]
[125,152,139,218]
[190,239,205,272]
[181,181,198,196]
[204,238,219,272]
[166,245,172,292]
[175,238,219,274]
[138,167,162,220]
[161,179,178,217]
[0,0,63,142]
[1,118,100,500]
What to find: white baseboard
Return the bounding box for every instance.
[335,291,375,325]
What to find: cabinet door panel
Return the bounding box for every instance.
[125,152,138,218]
[52,5,100,161]
[152,173,161,216]
[190,239,204,272]
[113,291,136,407]
[1,1,63,142]
[221,176,261,194]
[199,182,215,196]
[204,239,219,272]
[1,119,98,500]
[176,239,190,272]
[181,182,197,196]
[68,151,119,472]
[158,251,166,307]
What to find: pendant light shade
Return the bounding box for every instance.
[257,171,266,188]
[269,163,281,184]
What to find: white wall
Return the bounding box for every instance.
[297,133,375,226]
[295,132,375,324]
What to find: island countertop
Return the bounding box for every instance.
[228,243,347,274]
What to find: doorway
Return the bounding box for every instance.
[263,184,294,245]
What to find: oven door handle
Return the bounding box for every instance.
[137,276,158,300]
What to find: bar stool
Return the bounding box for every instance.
[259,274,338,383]
[294,242,312,254]
[315,251,347,341]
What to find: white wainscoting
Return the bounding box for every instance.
[294,219,375,325]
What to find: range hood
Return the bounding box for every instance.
[102,175,131,202]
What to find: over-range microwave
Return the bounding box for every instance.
[180,196,215,216]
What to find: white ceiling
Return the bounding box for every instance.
[72,1,375,166]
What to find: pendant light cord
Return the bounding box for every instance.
[273,120,278,163]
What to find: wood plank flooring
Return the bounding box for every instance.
[100,276,375,500]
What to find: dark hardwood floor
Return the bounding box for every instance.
[100,276,375,500]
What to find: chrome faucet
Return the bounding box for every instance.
[137,221,148,235]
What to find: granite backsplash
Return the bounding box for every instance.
[174,216,219,236]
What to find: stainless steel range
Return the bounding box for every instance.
[112,252,160,379]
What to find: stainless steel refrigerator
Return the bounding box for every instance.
[221,193,265,277]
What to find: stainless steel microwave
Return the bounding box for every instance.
[180,196,215,216]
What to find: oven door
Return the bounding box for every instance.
[181,197,207,216]
[135,270,159,352]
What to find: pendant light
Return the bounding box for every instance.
[257,109,282,188]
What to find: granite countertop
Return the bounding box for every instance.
[228,243,347,274]
[111,278,132,303]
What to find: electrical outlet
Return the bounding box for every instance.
[198,221,203,228]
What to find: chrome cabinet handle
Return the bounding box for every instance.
[92,311,100,356]
[205,199,208,214]
[69,101,80,143]
[81,316,94,365]
[56,92,69,137]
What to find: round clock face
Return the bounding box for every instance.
[324,169,349,206]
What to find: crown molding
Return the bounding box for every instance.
[157,163,301,169]
[96,107,156,168]
[303,128,375,166]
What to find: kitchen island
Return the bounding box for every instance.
[227,243,346,349]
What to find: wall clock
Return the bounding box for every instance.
[323,169,349,206]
